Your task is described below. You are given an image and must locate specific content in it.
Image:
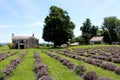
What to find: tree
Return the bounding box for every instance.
[70,36,77,43]
[96,30,103,36]
[90,25,98,37]
[77,36,85,45]
[102,16,120,42]
[0,44,2,47]
[69,35,85,45]
[102,30,112,44]
[80,18,91,44]
[80,18,98,44]
[7,43,13,49]
[42,6,75,47]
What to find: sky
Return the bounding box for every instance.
[0,0,120,43]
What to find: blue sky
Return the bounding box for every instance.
[0,0,120,43]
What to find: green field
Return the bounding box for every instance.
[0,45,120,80]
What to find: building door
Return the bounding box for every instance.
[18,45,25,49]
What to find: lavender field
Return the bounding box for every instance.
[0,45,120,80]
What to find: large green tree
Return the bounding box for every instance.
[102,16,120,43]
[42,6,75,47]
[102,30,112,44]
[80,18,98,44]
[90,25,98,37]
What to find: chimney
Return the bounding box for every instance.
[32,34,34,37]
[12,33,14,37]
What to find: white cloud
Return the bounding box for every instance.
[21,22,44,27]
[31,22,44,27]
[0,25,11,28]
[0,22,44,28]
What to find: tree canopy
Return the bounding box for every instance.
[80,18,98,44]
[102,16,120,43]
[42,6,75,47]
[80,16,120,44]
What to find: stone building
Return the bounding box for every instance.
[12,34,39,49]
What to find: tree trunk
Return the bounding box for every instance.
[54,43,57,48]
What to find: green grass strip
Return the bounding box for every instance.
[8,50,35,80]
[54,52,120,80]
[39,50,82,80]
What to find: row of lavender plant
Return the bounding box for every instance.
[45,51,88,77]
[73,46,120,57]
[34,52,53,80]
[0,51,18,61]
[55,49,120,75]
[46,52,75,69]
[76,49,120,64]
[2,51,27,80]
[47,51,112,80]
[80,48,120,64]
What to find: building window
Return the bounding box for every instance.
[20,40,25,43]
[16,40,19,43]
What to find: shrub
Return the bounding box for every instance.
[114,67,120,75]
[112,55,119,58]
[85,58,93,64]
[54,55,60,60]
[104,56,112,61]
[0,70,5,80]
[98,77,112,80]
[74,65,86,76]
[88,52,96,55]
[112,58,120,63]
[83,71,99,80]
[66,61,75,69]
[75,56,83,60]
[7,43,13,49]
[10,58,21,66]
[37,70,48,79]
[3,57,23,75]
[97,56,104,60]
[62,59,68,65]
[34,52,52,80]
[38,75,53,80]
[100,62,116,71]
[59,58,65,63]
[91,55,98,59]
[34,63,47,73]
[3,66,14,75]
[92,60,103,66]
[78,53,84,56]
[85,54,91,57]
[59,59,75,69]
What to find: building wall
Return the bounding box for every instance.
[90,40,104,44]
[26,37,39,48]
[12,37,39,49]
